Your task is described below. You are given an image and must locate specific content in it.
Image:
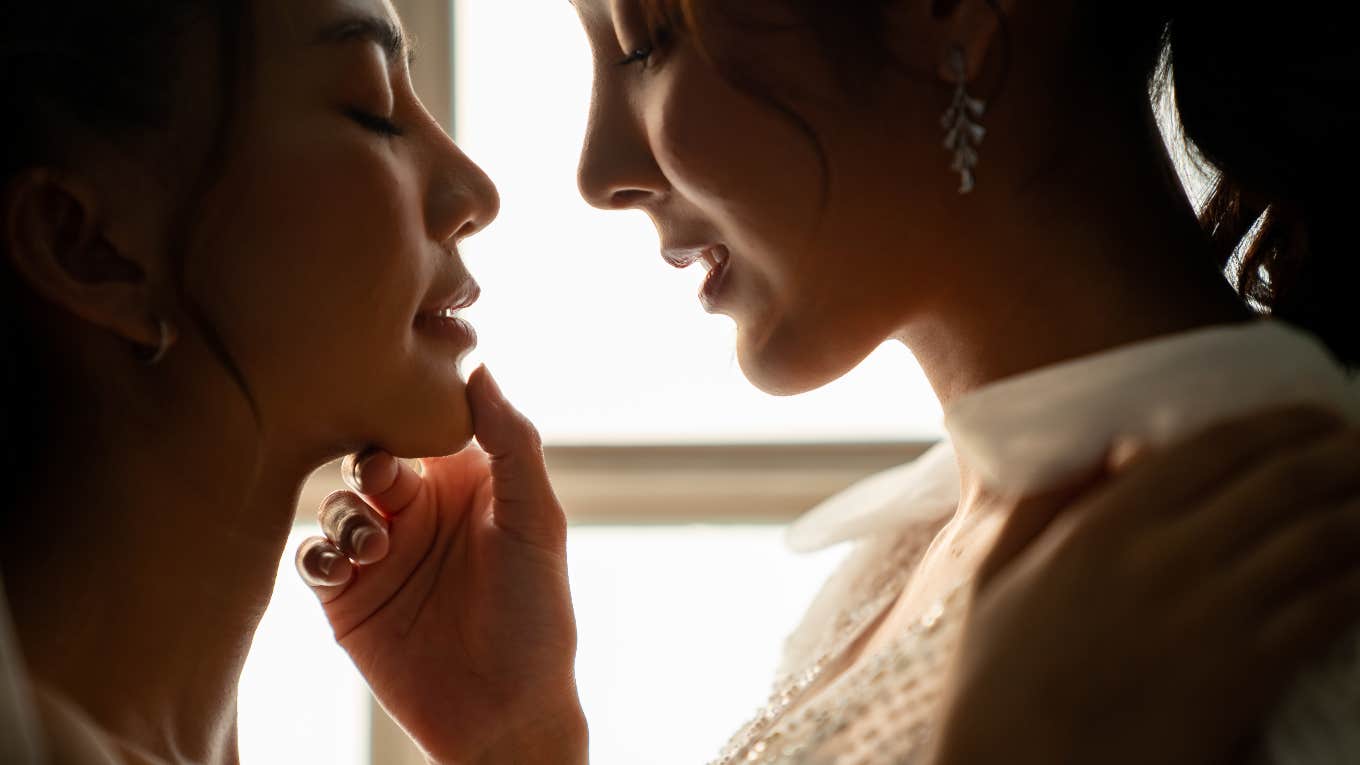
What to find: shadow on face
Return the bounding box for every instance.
[2,0,502,475]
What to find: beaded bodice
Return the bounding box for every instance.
[711,517,967,765]
[711,322,1360,765]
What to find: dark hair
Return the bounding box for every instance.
[646,1,1359,369]
[0,1,249,500]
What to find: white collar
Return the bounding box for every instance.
[788,321,1360,552]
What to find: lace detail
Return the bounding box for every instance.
[711,520,967,765]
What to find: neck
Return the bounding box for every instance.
[897,100,1252,409]
[3,368,309,765]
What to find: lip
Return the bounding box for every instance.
[413,312,478,352]
[414,278,481,351]
[697,246,732,312]
[418,278,481,317]
[660,244,732,311]
[660,246,710,269]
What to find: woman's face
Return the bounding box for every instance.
[186,0,498,460]
[575,0,961,395]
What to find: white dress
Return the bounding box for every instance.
[711,321,1360,765]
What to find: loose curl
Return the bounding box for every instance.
[640,1,1359,368]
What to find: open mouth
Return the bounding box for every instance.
[414,280,481,348]
[660,244,732,310]
[661,244,728,271]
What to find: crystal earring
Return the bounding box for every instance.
[941,44,986,194]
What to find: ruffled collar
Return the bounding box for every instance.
[788,321,1360,552]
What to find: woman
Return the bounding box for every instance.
[302,0,1360,763]
[0,1,1353,764]
[558,1,1357,762]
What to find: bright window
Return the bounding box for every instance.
[239,526,849,764]
[238,2,941,763]
[453,0,943,445]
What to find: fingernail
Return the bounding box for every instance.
[351,526,388,565]
[344,450,398,495]
[341,454,362,492]
[311,550,351,587]
[1108,438,1146,471]
[481,365,505,401]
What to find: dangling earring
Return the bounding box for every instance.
[941,44,986,194]
[137,316,175,366]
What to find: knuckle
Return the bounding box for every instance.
[516,415,545,453]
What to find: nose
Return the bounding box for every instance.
[426,127,501,245]
[577,81,667,211]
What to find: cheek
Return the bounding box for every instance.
[649,55,823,288]
[189,127,428,402]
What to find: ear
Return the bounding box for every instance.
[1,169,169,349]
[929,0,1016,84]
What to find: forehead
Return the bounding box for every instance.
[254,0,406,56]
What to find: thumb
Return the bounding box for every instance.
[467,365,566,546]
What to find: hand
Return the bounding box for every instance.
[933,407,1360,765]
[295,367,586,765]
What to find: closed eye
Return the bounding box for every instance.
[616,25,672,68]
[346,108,405,137]
[617,44,654,66]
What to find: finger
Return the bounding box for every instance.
[295,535,356,603]
[974,468,1104,590]
[467,365,566,547]
[1081,406,1346,532]
[318,490,391,565]
[1225,494,1360,612]
[1254,564,1360,685]
[342,449,423,517]
[1179,428,1360,566]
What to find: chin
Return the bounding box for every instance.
[735,317,869,397]
[378,381,476,459]
[739,323,843,394]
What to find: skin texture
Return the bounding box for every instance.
[568,1,1265,680]
[3,0,1357,763]
[574,0,1253,407]
[2,0,496,761]
[561,0,1360,759]
[305,2,1360,763]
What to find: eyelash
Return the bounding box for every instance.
[346,108,405,138]
[617,45,654,67]
[616,26,672,68]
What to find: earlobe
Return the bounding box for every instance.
[934,0,1014,83]
[1,169,165,349]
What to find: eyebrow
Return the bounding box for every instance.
[315,14,416,67]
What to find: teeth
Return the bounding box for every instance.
[700,247,729,273]
[438,308,457,319]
